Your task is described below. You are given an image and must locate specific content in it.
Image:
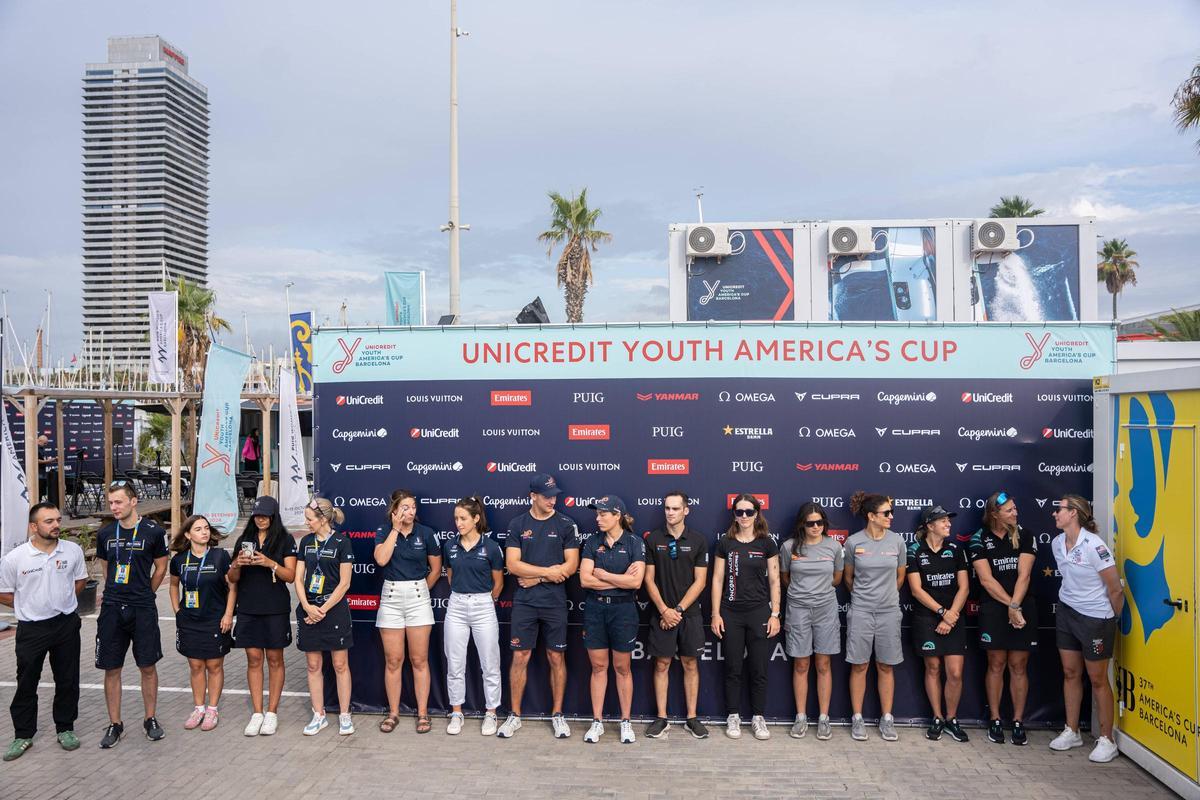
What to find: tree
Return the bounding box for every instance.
[1150,308,1200,342]
[170,277,232,478]
[537,188,611,323]
[1097,238,1139,321]
[1173,60,1200,149]
[137,412,171,466]
[989,195,1045,218]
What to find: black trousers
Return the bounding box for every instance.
[721,605,771,716]
[11,613,81,738]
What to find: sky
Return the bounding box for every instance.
[1,0,1199,363]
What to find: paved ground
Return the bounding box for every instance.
[0,584,1174,800]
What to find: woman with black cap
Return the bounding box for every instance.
[227,495,297,737]
[579,495,645,745]
[907,505,970,743]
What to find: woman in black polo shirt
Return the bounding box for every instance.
[711,493,781,741]
[169,514,234,732]
[906,505,969,743]
[967,490,1038,746]
[226,496,296,737]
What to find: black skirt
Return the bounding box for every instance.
[232,611,293,650]
[176,619,233,660]
[295,601,354,652]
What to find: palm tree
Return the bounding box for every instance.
[171,277,232,477]
[1150,308,1200,341]
[537,188,612,323]
[1173,60,1200,149]
[1097,238,1139,321]
[989,195,1045,218]
[137,413,172,466]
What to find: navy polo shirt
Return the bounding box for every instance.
[96,517,169,608]
[375,523,438,582]
[504,510,580,608]
[580,530,646,599]
[298,532,355,602]
[442,534,504,595]
[170,548,232,623]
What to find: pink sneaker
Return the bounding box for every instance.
[184,707,205,730]
[200,707,219,731]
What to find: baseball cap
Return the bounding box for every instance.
[919,505,957,526]
[588,495,627,515]
[251,496,279,518]
[529,473,561,497]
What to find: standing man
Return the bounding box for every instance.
[497,473,580,739]
[0,503,88,760]
[94,481,169,748]
[643,490,710,740]
[36,434,59,506]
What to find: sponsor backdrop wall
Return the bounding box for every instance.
[5,400,135,476]
[312,322,1114,723]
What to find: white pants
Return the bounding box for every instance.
[443,592,501,710]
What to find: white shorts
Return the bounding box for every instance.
[375,579,434,629]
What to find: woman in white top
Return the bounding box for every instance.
[1048,495,1123,764]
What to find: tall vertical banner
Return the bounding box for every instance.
[289,312,314,395]
[0,402,30,557]
[147,290,178,386]
[192,344,252,534]
[384,271,426,325]
[278,368,308,527]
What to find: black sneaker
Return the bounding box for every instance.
[944,718,970,743]
[143,717,165,741]
[645,717,669,739]
[1010,721,1027,746]
[987,719,1005,744]
[926,717,944,741]
[99,722,123,749]
[684,717,709,739]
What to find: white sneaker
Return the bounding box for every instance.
[243,713,264,737]
[619,719,635,744]
[725,714,742,739]
[481,712,498,736]
[496,714,521,739]
[1089,736,1119,763]
[303,712,328,736]
[1049,727,1084,751]
[583,719,605,743]
[752,715,770,740]
[260,712,278,736]
[338,713,354,735]
[447,712,464,736]
[551,713,571,739]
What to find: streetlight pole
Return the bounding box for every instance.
[443,0,469,321]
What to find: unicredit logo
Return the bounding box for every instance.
[568,424,611,441]
[335,394,384,406]
[331,427,388,442]
[491,390,532,406]
[486,461,536,473]
[410,427,461,439]
[647,459,689,475]
[1042,428,1094,439]
[961,391,1015,404]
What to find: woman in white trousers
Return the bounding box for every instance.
[441,496,505,735]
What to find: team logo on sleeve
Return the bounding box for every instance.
[1095,544,1111,560]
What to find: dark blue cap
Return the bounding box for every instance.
[529,473,561,497]
[920,505,956,525]
[588,495,627,515]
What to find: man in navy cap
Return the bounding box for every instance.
[497,473,580,739]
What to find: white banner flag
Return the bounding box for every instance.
[279,368,308,527]
[148,290,178,386]
[0,406,30,557]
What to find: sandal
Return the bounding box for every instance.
[416,715,432,734]
[379,714,400,733]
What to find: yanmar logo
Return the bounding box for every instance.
[726,493,769,510]
[568,424,611,441]
[335,394,384,406]
[1042,427,1094,439]
[410,427,460,439]
[647,459,689,475]
[796,463,859,472]
[961,391,1014,404]
[636,392,699,401]
[491,390,532,406]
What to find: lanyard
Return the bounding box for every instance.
[113,519,141,565]
[183,549,209,591]
[312,535,333,576]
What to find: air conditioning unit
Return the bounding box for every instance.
[828,224,877,256]
[972,219,1018,252]
[686,224,732,258]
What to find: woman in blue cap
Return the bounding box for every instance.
[579,495,645,745]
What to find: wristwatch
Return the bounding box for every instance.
[937,606,946,617]
[769,611,780,619]
[674,605,685,615]
[1008,601,1021,610]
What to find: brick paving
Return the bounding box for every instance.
[0,583,1173,800]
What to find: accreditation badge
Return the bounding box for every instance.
[114,564,131,584]
[308,573,326,595]
[184,590,200,609]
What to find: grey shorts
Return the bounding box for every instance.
[845,606,903,666]
[784,601,841,657]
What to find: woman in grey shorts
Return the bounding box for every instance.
[779,502,843,741]
[843,491,906,742]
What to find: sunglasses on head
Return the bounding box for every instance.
[733,508,756,518]
[109,480,129,489]
[995,491,1010,506]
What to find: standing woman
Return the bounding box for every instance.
[227,496,297,737]
[242,429,260,473]
[906,505,970,743]
[168,515,235,731]
[441,496,504,736]
[711,493,781,741]
[779,502,843,741]
[968,491,1038,746]
[373,489,441,734]
[294,497,355,736]
[579,496,646,745]
[1049,495,1123,763]
[843,491,906,742]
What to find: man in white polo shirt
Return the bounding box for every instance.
[0,502,89,761]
